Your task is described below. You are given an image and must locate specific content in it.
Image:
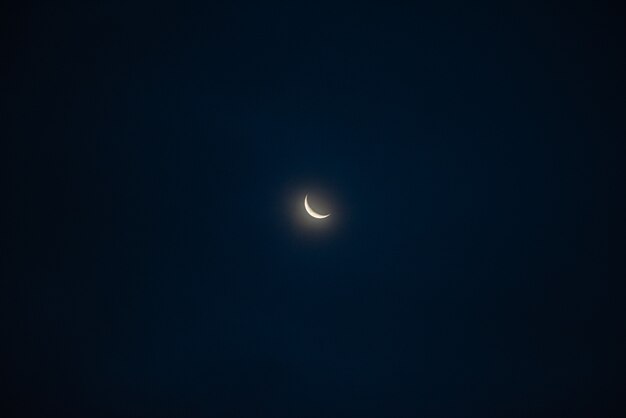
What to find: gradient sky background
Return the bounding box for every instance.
[2,1,626,417]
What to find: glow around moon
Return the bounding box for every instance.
[304,194,330,219]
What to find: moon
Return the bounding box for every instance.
[304,194,330,219]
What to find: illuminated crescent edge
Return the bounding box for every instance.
[304,194,330,219]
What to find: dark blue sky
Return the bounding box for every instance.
[2,1,626,417]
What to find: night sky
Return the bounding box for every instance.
[2,2,626,417]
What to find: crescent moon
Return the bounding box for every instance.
[304,194,330,219]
